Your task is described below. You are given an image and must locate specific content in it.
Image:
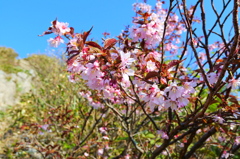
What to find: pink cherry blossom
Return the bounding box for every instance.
[221,151,230,159]
[97,148,104,156]
[57,22,70,35]
[47,36,64,48]
[164,82,183,101]
[235,136,240,145]
[200,72,219,85]
[51,21,70,36]
[177,94,189,108]
[164,100,178,110]
[227,78,240,90]
[182,81,196,94]
[218,136,226,142]
[119,51,135,68]
[157,130,169,139]
[125,154,130,159]
[147,60,157,72]
[212,115,225,124]
[102,135,109,140]
[99,127,107,134]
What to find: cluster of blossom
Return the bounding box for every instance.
[137,80,196,113]
[200,72,219,85]
[39,1,240,158]
[45,21,71,48]
[129,2,185,53]
[41,6,197,119]
[79,91,104,109]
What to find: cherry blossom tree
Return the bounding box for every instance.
[23,0,240,158]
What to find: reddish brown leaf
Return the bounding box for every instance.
[82,26,93,44]
[52,18,57,27]
[166,58,186,70]
[67,50,79,56]
[85,41,102,50]
[104,38,117,50]
[145,71,158,80]
[89,47,101,54]
[133,20,145,25]
[213,63,224,71]
[69,27,74,36]
[229,95,239,105]
[67,54,78,67]
[38,27,53,36]
[140,39,145,49]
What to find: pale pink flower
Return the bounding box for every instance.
[161,150,168,155]
[122,68,135,81]
[145,51,162,62]
[164,82,183,101]
[235,136,240,145]
[105,144,110,150]
[156,1,163,10]
[47,36,64,48]
[157,130,169,139]
[147,60,157,72]
[177,94,189,108]
[97,149,104,156]
[102,135,109,140]
[58,22,70,35]
[99,127,107,134]
[175,38,180,44]
[152,91,165,105]
[207,72,219,85]
[196,129,202,134]
[51,21,70,36]
[67,74,75,83]
[212,115,225,124]
[200,72,219,85]
[179,143,184,147]
[230,124,236,130]
[68,38,78,51]
[221,151,230,159]
[199,52,206,62]
[125,154,130,159]
[119,51,135,68]
[41,124,49,131]
[164,100,178,110]
[183,82,196,94]
[218,136,226,142]
[227,78,240,90]
[84,152,89,156]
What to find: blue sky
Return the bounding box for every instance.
[0,0,234,58]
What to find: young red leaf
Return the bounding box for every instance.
[85,41,102,50]
[67,50,79,56]
[229,95,239,105]
[166,58,186,70]
[38,27,53,36]
[104,38,117,50]
[82,26,93,44]
[145,71,159,80]
[67,54,78,67]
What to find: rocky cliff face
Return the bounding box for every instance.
[0,60,36,111]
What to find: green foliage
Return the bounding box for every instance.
[0,47,19,74]
[0,47,18,66]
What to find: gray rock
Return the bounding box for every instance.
[0,61,37,111]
